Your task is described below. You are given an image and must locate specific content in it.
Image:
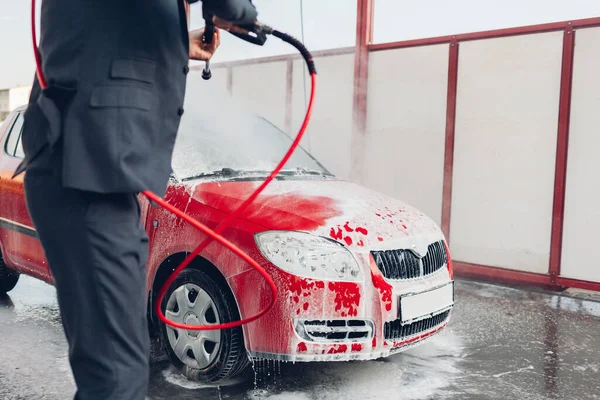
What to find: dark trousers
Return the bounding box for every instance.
[23,143,150,400]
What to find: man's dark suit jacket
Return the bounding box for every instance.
[17,0,257,196]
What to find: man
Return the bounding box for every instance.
[15,0,258,399]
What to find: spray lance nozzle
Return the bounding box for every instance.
[201,14,216,80]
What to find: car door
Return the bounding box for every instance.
[0,110,50,282]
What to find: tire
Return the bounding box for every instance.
[0,251,19,294]
[159,268,249,383]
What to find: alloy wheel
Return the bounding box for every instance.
[165,283,222,369]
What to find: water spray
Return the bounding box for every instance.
[30,0,317,331]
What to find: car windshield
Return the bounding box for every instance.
[171,96,331,181]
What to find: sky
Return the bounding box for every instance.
[0,0,599,89]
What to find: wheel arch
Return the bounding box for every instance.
[148,253,243,335]
[0,238,17,271]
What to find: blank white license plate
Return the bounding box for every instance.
[399,282,454,323]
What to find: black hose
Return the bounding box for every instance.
[272,29,316,75]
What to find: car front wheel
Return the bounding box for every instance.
[159,268,249,383]
[0,251,19,294]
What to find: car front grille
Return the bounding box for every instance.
[384,310,450,340]
[371,240,448,280]
[294,319,374,342]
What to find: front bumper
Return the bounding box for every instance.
[231,243,455,362]
[247,308,452,362]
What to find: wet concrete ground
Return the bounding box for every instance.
[1,276,600,400]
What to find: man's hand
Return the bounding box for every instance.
[213,16,254,36]
[212,16,234,31]
[189,27,221,61]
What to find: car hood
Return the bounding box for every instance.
[186,179,444,250]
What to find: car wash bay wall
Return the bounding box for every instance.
[188,49,357,182]
[189,16,600,292]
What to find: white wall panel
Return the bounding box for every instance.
[231,62,288,130]
[291,54,355,181]
[450,32,563,273]
[291,59,311,151]
[561,27,600,282]
[363,44,449,226]
[8,87,31,111]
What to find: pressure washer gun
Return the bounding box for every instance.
[201,0,272,80]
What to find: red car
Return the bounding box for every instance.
[0,104,454,383]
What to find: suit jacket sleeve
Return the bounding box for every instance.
[196,0,258,25]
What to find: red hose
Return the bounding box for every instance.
[149,72,315,330]
[31,0,316,331]
[31,1,46,89]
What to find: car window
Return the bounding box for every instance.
[172,98,331,181]
[15,130,25,159]
[5,113,24,157]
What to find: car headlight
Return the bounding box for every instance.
[254,231,363,282]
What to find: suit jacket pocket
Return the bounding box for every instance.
[110,58,157,84]
[88,85,158,167]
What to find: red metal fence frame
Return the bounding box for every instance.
[366,16,600,291]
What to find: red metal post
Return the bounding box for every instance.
[548,26,576,283]
[350,0,374,183]
[441,39,459,241]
